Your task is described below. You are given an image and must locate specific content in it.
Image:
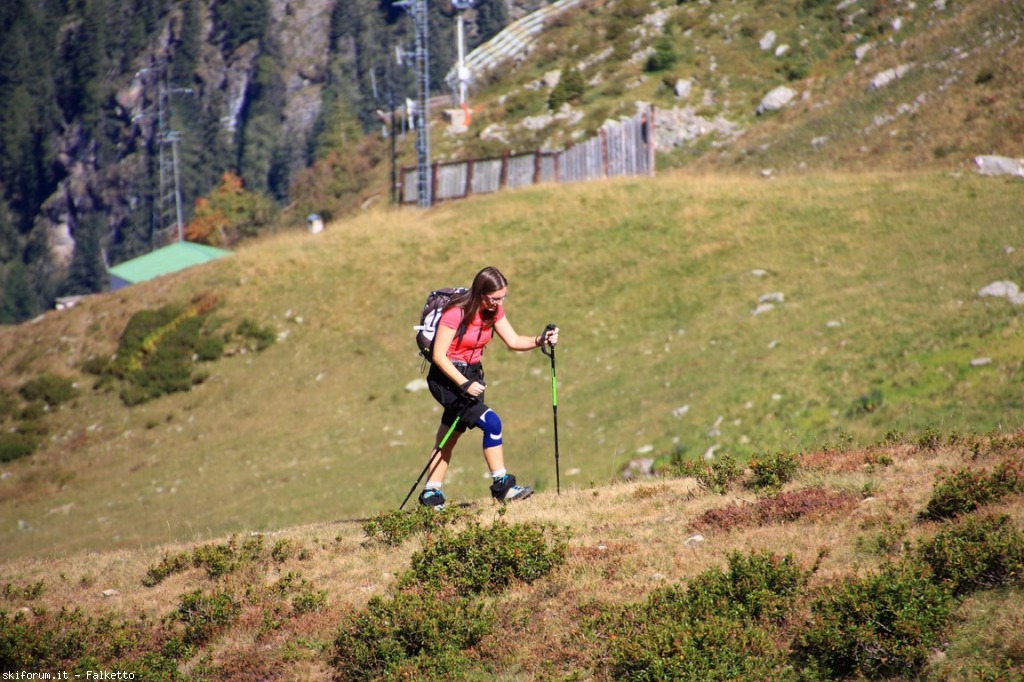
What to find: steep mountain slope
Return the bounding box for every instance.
[434,0,1024,174]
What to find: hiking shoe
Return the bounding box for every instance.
[418,488,446,510]
[490,474,534,503]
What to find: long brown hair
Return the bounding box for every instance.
[447,266,508,335]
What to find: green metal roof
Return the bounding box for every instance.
[108,242,232,287]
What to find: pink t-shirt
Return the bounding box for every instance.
[439,306,505,364]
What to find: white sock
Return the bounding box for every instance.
[491,468,507,480]
[425,481,442,491]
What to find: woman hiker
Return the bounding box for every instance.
[420,266,559,509]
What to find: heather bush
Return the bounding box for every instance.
[231,318,276,352]
[922,468,995,520]
[684,550,810,623]
[916,514,1024,597]
[0,607,182,677]
[18,373,76,406]
[143,535,265,587]
[332,591,493,681]
[0,432,37,463]
[792,562,954,679]
[602,550,809,680]
[749,450,800,490]
[362,504,473,547]
[608,611,796,681]
[175,588,240,646]
[921,459,1024,521]
[673,452,742,494]
[400,520,569,595]
[693,488,859,532]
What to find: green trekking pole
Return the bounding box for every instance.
[400,416,462,510]
[540,323,560,495]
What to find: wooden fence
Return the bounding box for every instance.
[400,106,655,205]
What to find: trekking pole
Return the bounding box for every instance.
[539,323,560,495]
[400,393,478,510]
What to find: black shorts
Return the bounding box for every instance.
[426,361,489,431]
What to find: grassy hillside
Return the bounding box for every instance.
[1,430,1022,679]
[1,170,1023,563]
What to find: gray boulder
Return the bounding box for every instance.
[757,86,797,115]
[975,155,1024,178]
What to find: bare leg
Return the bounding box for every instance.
[483,445,505,474]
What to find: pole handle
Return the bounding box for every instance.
[540,323,557,358]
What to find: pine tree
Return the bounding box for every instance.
[57,0,108,131]
[62,212,108,295]
[0,203,18,263]
[0,260,39,324]
[173,0,202,83]
[217,0,269,53]
[475,0,509,44]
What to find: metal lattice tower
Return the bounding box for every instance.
[397,0,431,207]
[136,66,191,245]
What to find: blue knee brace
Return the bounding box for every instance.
[476,409,503,448]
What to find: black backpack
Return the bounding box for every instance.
[414,287,468,361]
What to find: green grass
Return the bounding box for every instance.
[1,170,1023,560]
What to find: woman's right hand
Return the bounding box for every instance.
[464,380,485,398]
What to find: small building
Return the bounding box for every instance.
[307,213,324,234]
[107,241,233,291]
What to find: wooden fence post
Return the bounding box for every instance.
[600,128,609,178]
[499,150,510,189]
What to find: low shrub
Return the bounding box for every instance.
[749,450,800,490]
[921,459,1024,521]
[0,607,182,676]
[0,431,38,463]
[361,505,473,547]
[143,535,265,586]
[2,580,46,601]
[684,550,810,623]
[693,488,859,532]
[332,591,493,681]
[0,390,19,420]
[916,514,1024,597]
[672,452,742,494]
[232,319,276,352]
[990,458,1024,496]
[856,519,908,557]
[18,373,76,407]
[271,571,328,615]
[922,468,994,520]
[601,551,809,680]
[175,588,240,646]
[92,296,234,406]
[608,611,796,681]
[142,551,192,587]
[792,562,954,679]
[400,520,569,595]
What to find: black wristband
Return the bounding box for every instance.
[460,380,472,391]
